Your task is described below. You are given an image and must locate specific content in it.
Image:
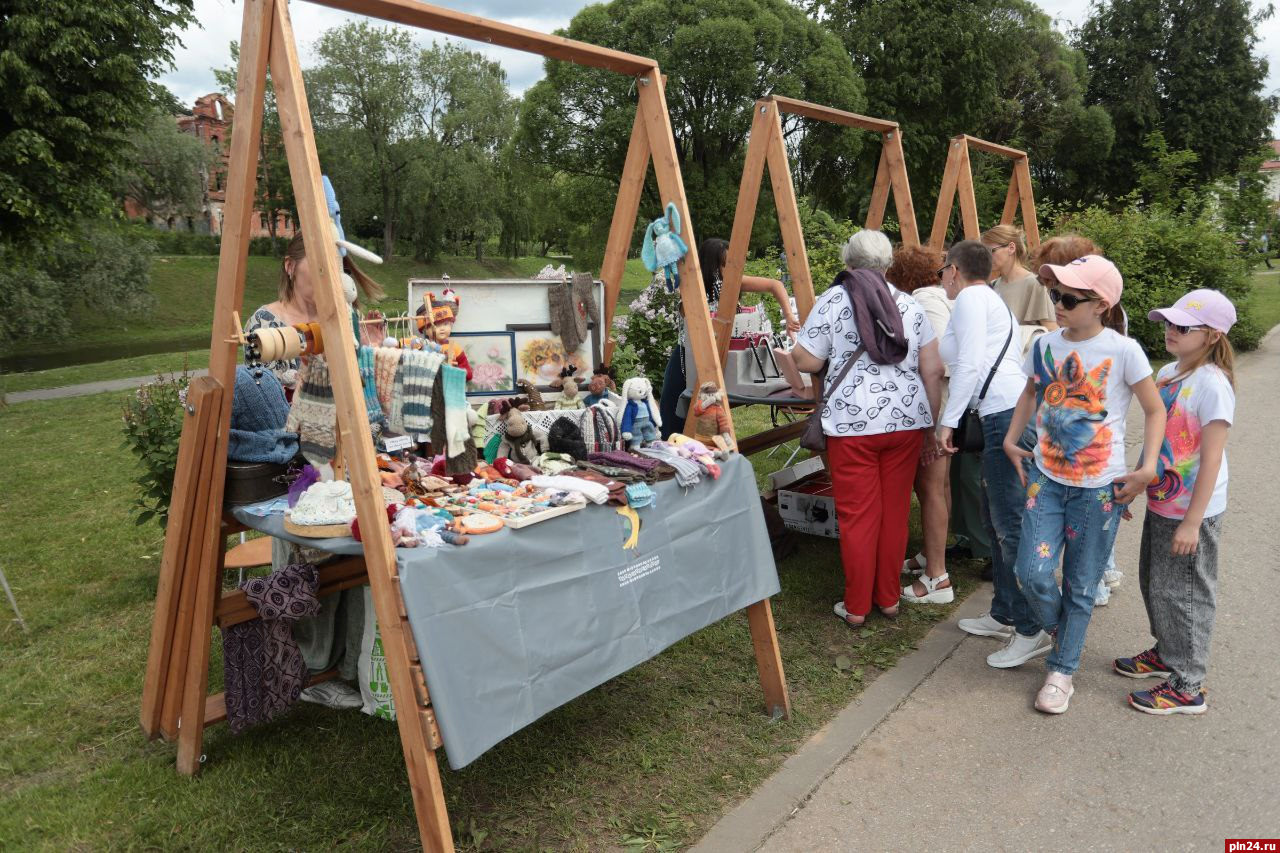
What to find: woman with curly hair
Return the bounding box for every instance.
[887,244,955,604]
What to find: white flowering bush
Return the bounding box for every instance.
[612,273,683,393]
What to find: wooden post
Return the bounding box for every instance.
[928,138,965,252]
[1014,156,1040,251]
[763,112,813,327]
[956,144,980,242]
[600,105,652,364]
[746,599,790,719]
[928,135,1039,252]
[883,129,919,247]
[268,1,453,848]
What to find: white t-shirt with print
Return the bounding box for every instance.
[1146,362,1234,520]
[798,283,936,438]
[1022,327,1152,488]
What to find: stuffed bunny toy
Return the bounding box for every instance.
[620,377,661,449]
[641,201,689,293]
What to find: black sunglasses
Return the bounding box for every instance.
[1048,288,1099,311]
[936,263,954,279]
[1163,320,1207,335]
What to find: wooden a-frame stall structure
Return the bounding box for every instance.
[928,134,1040,253]
[138,1,790,850]
[715,96,920,453]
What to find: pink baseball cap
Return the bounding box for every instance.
[1148,289,1237,332]
[1039,255,1123,309]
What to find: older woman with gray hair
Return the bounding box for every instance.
[791,230,945,627]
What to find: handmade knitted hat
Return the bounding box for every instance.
[228,366,298,464]
[548,417,589,460]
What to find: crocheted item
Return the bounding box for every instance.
[374,347,401,416]
[547,418,589,460]
[222,562,320,734]
[401,349,444,436]
[637,444,701,486]
[625,482,656,508]
[228,365,298,464]
[285,356,337,465]
[290,480,357,526]
[357,345,383,424]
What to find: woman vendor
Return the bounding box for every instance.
[244,232,385,712]
[658,237,800,437]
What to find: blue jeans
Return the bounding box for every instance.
[1014,473,1124,675]
[658,345,684,439]
[980,407,1040,637]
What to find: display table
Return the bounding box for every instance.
[231,454,780,768]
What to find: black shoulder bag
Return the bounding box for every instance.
[952,308,1015,453]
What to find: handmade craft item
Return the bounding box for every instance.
[641,202,689,292]
[416,289,472,380]
[547,417,589,460]
[690,382,735,453]
[516,377,547,411]
[668,433,722,479]
[620,377,661,449]
[552,366,585,410]
[547,271,599,353]
[582,365,617,407]
[495,401,544,465]
[285,480,358,537]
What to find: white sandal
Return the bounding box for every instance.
[901,571,954,604]
[901,553,927,575]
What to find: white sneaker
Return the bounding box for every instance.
[986,630,1053,669]
[1104,569,1124,589]
[958,613,1015,639]
[299,680,363,710]
[1034,672,1074,714]
[1094,583,1111,606]
[901,572,954,604]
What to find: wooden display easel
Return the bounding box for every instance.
[927,134,1040,252]
[716,96,920,453]
[138,2,789,850]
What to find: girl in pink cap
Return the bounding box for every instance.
[1001,255,1167,714]
[1115,289,1237,715]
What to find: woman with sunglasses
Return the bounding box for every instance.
[936,241,1046,664]
[1002,255,1165,714]
[982,224,1056,331]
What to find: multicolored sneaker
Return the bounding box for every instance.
[1129,681,1207,716]
[1113,647,1171,679]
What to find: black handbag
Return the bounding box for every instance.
[800,345,865,452]
[953,308,1016,453]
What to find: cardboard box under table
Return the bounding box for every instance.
[772,456,839,539]
[231,455,779,768]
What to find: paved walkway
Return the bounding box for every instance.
[700,330,1280,850]
[2,370,208,405]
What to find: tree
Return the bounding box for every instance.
[516,0,863,264]
[1077,0,1277,194]
[0,0,195,240]
[118,108,214,225]
[809,0,1113,219]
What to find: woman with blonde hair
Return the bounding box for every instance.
[982,224,1056,331]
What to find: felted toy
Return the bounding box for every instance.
[515,377,547,411]
[547,417,589,460]
[620,376,661,449]
[322,175,384,336]
[552,366,584,410]
[690,381,735,454]
[415,289,472,380]
[582,364,617,407]
[668,433,722,479]
[496,400,544,465]
[641,202,689,293]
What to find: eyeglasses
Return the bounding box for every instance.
[936,263,954,280]
[1048,288,1099,311]
[1163,320,1208,335]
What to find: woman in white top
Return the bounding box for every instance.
[936,241,1047,668]
[886,244,955,604]
[791,231,945,627]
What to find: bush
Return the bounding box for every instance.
[121,370,192,528]
[1052,202,1262,353]
[612,273,682,393]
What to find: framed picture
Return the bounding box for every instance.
[509,324,597,391]
[451,331,517,397]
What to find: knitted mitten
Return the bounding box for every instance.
[373,346,400,417]
[402,350,444,436]
[547,279,583,352]
[571,271,596,351]
[285,356,337,465]
[357,345,383,424]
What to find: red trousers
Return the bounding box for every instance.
[827,429,925,616]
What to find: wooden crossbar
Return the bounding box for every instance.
[928,134,1040,252]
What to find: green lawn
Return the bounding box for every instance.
[0,389,972,851]
[1247,267,1280,338]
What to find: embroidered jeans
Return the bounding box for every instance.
[1014,473,1124,675]
[980,407,1041,637]
[1139,511,1223,693]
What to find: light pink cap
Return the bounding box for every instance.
[1039,255,1123,309]
[1148,288,1237,332]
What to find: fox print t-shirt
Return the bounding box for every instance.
[1146,363,1234,520]
[1023,327,1152,488]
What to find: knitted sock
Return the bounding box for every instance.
[401,350,444,437]
[388,353,406,434]
[285,356,337,465]
[440,363,470,457]
[357,346,383,424]
[373,347,400,417]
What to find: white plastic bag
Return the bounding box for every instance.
[358,586,396,720]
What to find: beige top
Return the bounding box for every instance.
[993,272,1054,325]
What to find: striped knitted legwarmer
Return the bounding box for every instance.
[285,356,337,465]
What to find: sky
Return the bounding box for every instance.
[157,0,1280,136]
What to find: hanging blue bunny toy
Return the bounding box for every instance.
[641,201,689,293]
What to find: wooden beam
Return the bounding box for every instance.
[269,2,454,848]
[735,419,807,456]
[746,600,790,719]
[635,68,732,439]
[928,138,965,251]
[883,129,920,247]
[769,95,898,134]
[717,100,774,367]
[601,106,651,364]
[307,0,656,75]
[999,172,1020,226]
[1014,157,1040,252]
[765,111,814,326]
[956,144,980,242]
[865,144,892,233]
[962,135,1027,159]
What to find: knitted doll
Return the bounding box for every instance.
[640,202,689,292]
[496,401,543,465]
[582,365,617,407]
[620,377,661,450]
[690,381,734,452]
[416,289,472,381]
[668,433,722,479]
[552,366,585,410]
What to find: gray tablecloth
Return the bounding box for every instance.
[231,454,780,768]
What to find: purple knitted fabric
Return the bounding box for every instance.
[222,563,320,734]
[588,450,660,472]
